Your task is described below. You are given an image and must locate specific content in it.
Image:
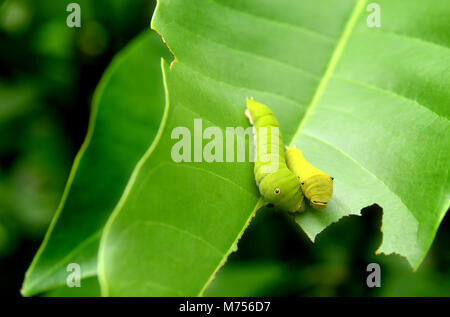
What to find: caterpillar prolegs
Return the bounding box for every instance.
[245,98,305,213]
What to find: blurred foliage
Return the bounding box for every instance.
[0,0,448,297]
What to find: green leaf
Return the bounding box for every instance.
[99,0,449,296]
[42,276,101,297]
[21,31,170,296]
[98,66,263,295]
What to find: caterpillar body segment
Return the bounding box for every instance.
[285,147,333,210]
[258,167,306,213]
[245,98,305,213]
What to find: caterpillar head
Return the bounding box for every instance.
[259,168,305,213]
[301,175,334,210]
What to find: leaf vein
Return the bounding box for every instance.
[174,18,320,80]
[176,60,307,108]
[138,220,225,257]
[208,0,336,42]
[331,75,447,121]
[358,29,450,51]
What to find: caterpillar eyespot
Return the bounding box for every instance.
[285,147,334,210]
[245,98,305,213]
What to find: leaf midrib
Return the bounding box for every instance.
[289,0,367,146]
[97,59,172,297]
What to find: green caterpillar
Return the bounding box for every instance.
[285,147,334,210]
[245,98,305,213]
